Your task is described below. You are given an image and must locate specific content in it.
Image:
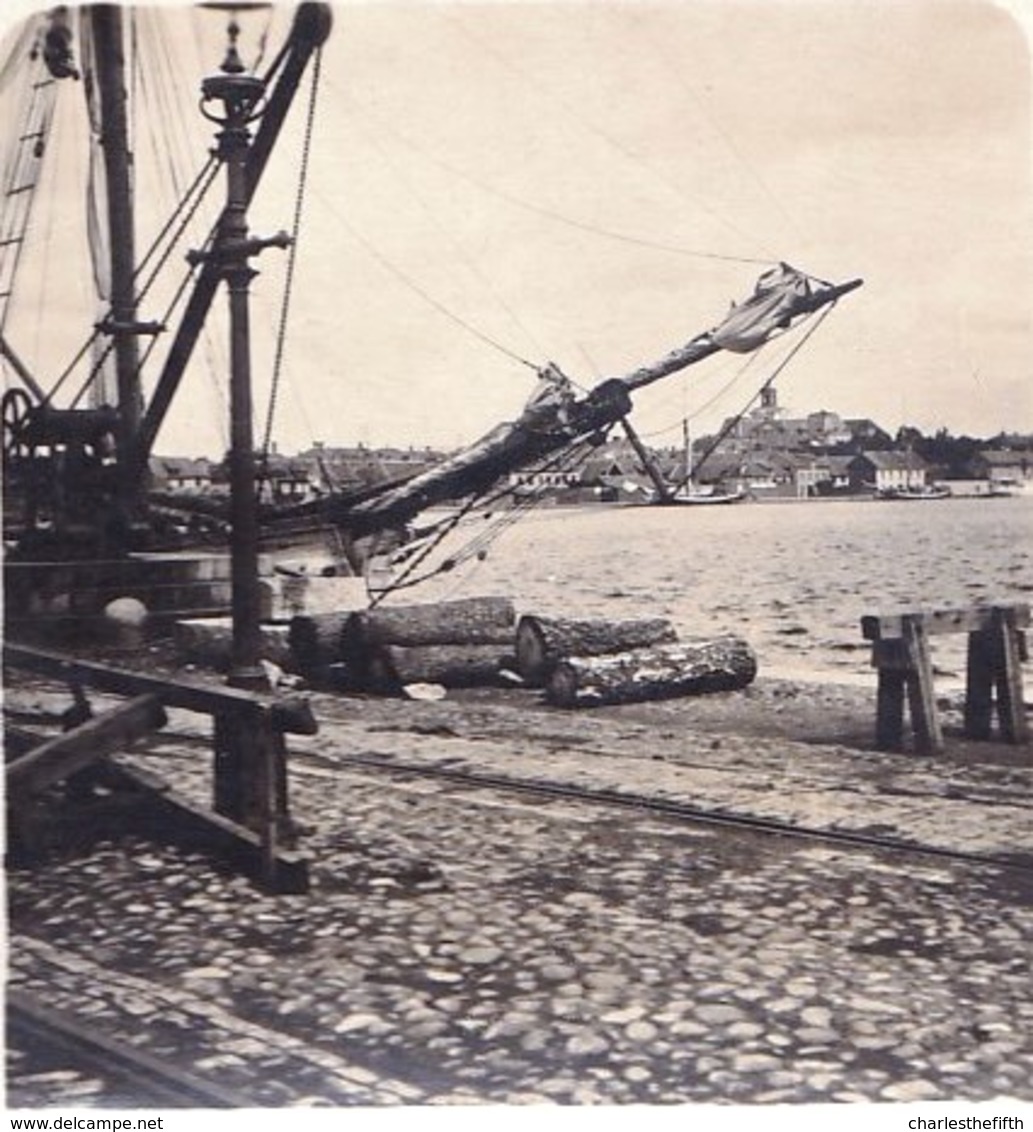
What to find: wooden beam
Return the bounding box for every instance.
[863,605,1030,641]
[3,643,316,734]
[7,694,166,798]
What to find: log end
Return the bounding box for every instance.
[514,615,550,686]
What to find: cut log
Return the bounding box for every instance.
[366,643,514,693]
[174,618,292,672]
[344,596,516,649]
[546,637,757,708]
[515,614,678,686]
[288,611,352,674]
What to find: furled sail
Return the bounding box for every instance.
[710,262,816,353]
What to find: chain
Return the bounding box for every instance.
[259,42,322,484]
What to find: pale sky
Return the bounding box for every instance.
[1,0,1031,457]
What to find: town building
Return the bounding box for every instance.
[847,450,929,494]
[148,456,213,495]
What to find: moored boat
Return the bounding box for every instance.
[877,484,952,501]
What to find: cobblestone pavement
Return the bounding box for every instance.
[6,676,1033,1107]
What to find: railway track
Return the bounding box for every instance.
[9,699,1033,876]
[6,988,255,1108]
[329,751,1033,875]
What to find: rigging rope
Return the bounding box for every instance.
[437,9,775,263]
[628,16,804,258]
[367,436,596,603]
[345,103,552,363]
[34,8,222,408]
[67,161,220,409]
[326,196,539,371]
[635,352,761,441]
[0,58,58,341]
[134,155,219,288]
[338,84,772,269]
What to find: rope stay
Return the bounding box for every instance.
[437,8,776,263]
[66,160,221,410]
[344,103,554,362]
[327,198,540,372]
[341,85,772,270]
[635,351,762,442]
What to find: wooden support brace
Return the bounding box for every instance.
[3,641,316,894]
[108,762,309,894]
[871,615,943,754]
[902,617,943,754]
[6,694,167,799]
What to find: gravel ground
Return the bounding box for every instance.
[5,654,1033,1109]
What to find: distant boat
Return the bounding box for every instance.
[662,484,747,506]
[877,484,952,501]
[657,419,746,506]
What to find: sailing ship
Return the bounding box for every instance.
[659,419,746,506]
[0,4,861,621]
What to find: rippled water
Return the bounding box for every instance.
[408,494,1033,688]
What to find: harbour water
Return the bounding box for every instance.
[406,494,1033,689]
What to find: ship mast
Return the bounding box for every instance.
[89,5,143,525]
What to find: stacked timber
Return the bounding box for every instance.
[174,617,293,672]
[546,636,757,708]
[340,596,517,693]
[515,614,677,686]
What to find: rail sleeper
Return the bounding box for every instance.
[861,603,1029,754]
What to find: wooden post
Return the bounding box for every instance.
[964,607,1029,743]
[965,623,996,740]
[873,639,907,751]
[992,606,1029,743]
